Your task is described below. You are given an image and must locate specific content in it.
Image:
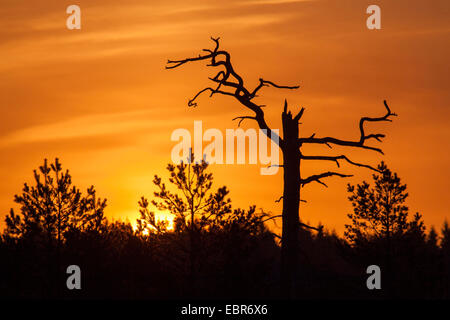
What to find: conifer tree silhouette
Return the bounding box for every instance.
[344,162,427,297]
[3,158,107,296]
[345,162,410,244]
[138,151,232,294]
[4,158,107,242]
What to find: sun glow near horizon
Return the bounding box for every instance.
[129,210,175,234]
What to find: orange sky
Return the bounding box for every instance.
[0,0,449,235]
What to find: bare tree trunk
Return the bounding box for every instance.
[189,175,197,296]
[281,110,301,298]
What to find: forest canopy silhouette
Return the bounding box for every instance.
[1,157,449,299]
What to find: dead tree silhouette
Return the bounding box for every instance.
[166,37,397,298]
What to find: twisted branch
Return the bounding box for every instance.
[166,37,300,148]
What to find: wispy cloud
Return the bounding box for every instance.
[0,110,174,148]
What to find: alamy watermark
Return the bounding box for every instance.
[171,121,280,175]
[66,5,81,30]
[65,5,382,32]
[366,265,381,290]
[366,5,381,30]
[66,265,81,290]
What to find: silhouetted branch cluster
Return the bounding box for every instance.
[167,37,299,147]
[299,100,396,187]
[167,38,396,190]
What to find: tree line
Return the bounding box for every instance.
[0,157,449,299]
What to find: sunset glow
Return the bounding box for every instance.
[0,0,448,235]
[131,211,175,234]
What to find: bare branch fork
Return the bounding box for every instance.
[275,196,306,203]
[300,172,353,188]
[261,214,282,224]
[300,222,323,232]
[250,78,300,99]
[298,100,397,154]
[232,116,256,127]
[301,155,379,172]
